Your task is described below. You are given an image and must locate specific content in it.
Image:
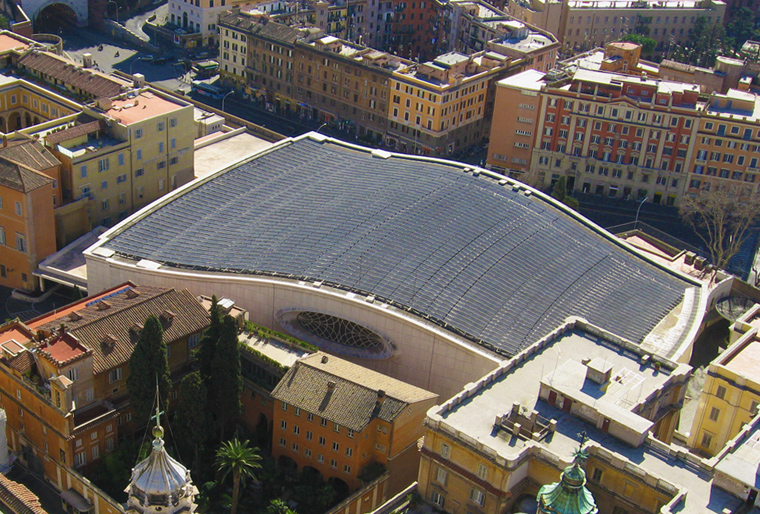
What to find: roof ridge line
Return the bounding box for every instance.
[68,287,177,332]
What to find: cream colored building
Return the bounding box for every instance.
[506,0,726,55]
[44,88,195,229]
[688,304,760,456]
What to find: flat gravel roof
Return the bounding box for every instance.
[103,137,697,357]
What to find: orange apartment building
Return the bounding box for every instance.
[0,282,209,499]
[488,65,704,206]
[0,139,60,290]
[271,352,437,500]
[487,40,760,206]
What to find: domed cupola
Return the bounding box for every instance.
[125,405,198,514]
[536,432,598,514]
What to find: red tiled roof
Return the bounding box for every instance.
[0,139,60,172]
[36,286,210,375]
[0,474,48,514]
[36,332,90,366]
[7,351,33,373]
[18,51,128,99]
[45,119,107,146]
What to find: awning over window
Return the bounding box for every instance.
[60,488,91,513]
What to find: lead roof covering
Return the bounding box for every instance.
[103,138,696,357]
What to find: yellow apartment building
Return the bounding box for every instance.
[687,89,760,198]
[271,352,437,500]
[0,75,81,133]
[218,10,557,154]
[388,52,500,155]
[0,140,58,290]
[45,88,195,229]
[688,304,760,456]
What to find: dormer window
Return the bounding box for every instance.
[69,312,82,321]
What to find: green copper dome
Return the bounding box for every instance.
[536,448,598,514]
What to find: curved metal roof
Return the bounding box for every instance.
[102,136,698,357]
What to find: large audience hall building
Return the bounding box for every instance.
[85,132,709,401]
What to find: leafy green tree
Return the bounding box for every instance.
[267,499,297,514]
[633,15,651,36]
[675,16,727,67]
[622,33,656,55]
[550,176,580,211]
[127,315,171,428]
[215,439,262,514]
[173,372,208,474]
[551,176,567,203]
[210,315,242,441]
[196,295,223,382]
[726,7,758,52]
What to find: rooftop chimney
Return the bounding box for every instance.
[327,380,336,391]
[82,53,93,68]
[321,355,329,364]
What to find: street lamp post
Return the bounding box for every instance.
[635,196,649,228]
[222,90,234,112]
[316,122,328,133]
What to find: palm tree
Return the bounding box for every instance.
[215,438,263,514]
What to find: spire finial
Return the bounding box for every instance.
[573,431,589,465]
[151,380,164,440]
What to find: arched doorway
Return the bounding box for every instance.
[33,117,40,126]
[34,3,78,34]
[9,113,21,132]
[25,113,31,127]
[255,414,269,448]
[0,117,6,133]
[300,466,323,486]
[277,455,298,479]
[327,477,350,503]
[182,11,188,29]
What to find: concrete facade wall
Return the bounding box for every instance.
[85,256,501,401]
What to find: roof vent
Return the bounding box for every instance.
[103,334,117,348]
[96,301,111,311]
[68,312,82,322]
[327,380,336,390]
[126,288,140,299]
[321,355,329,364]
[130,322,144,335]
[161,309,176,320]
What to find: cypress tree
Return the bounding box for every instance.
[197,296,223,382]
[210,315,242,441]
[174,371,208,474]
[127,315,171,428]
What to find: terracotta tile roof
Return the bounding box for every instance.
[0,474,48,514]
[36,286,209,375]
[0,140,59,172]
[271,352,437,431]
[36,332,91,366]
[7,351,33,373]
[18,51,128,99]
[219,13,301,43]
[0,158,53,193]
[45,119,107,146]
